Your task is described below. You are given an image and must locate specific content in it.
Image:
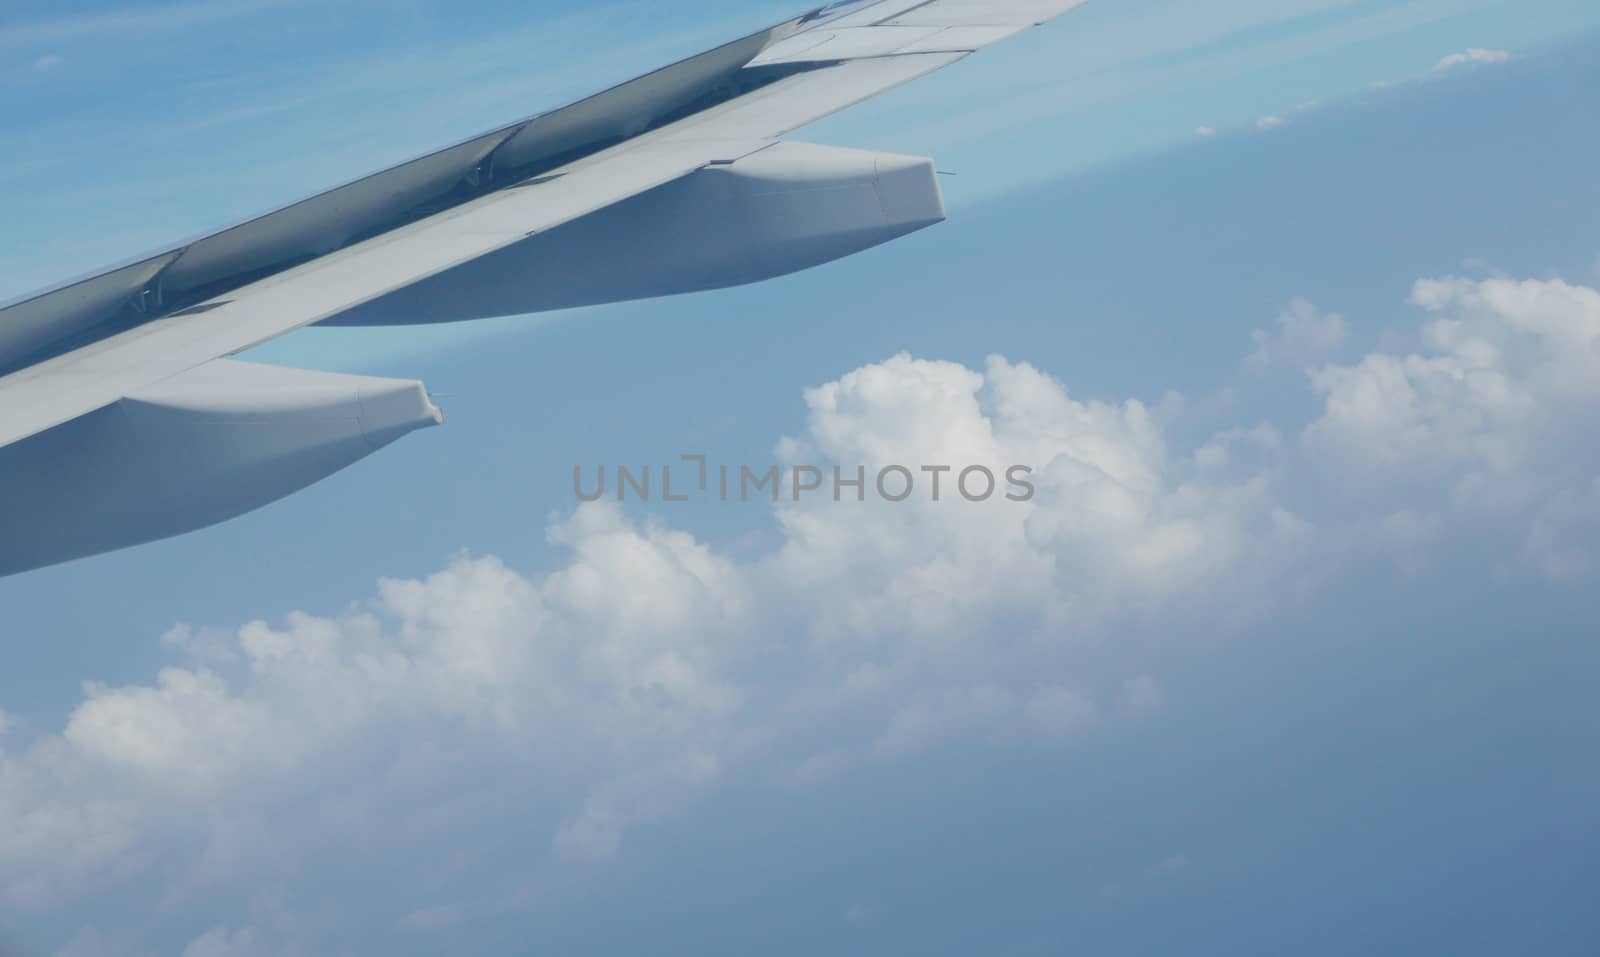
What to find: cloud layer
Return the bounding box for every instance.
[3,271,1598,953]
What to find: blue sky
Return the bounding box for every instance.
[2,2,1599,955]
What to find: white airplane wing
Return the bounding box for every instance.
[0,0,1086,576]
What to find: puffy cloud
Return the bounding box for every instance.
[1433,48,1512,72]
[5,270,1600,947]
[1,353,1280,925]
[1256,115,1285,130]
[1248,298,1348,371]
[1305,277,1600,480]
[0,535,750,912]
[768,354,1304,656]
[1304,275,1600,576]
[1195,126,1216,137]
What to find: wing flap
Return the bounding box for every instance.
[0,0,1092,451]
[886,0,1089,25]
[0,20,793,376]
[0,138,772,449]
[748,26,949,65]
[0,252,180,370]
[665,52,969,142]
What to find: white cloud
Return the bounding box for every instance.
[0,353,1293,922]
[1307,277,1600,481]
[1432,48,1512,72]
[1195,126,1217,137]
[5,269,1600,945]
[1256,115,1285,129]
[33,55,63,70]
[1304,275,1600,576]
[1248,298,1349,370]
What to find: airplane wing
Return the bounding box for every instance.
[0,0,1086,576]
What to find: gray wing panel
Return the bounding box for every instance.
[0,14,806,375]
[0,138,771,450]
[0,253,180,366]
[663,52,968,141]
[0,0,1090,450]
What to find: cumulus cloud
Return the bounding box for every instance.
[1433,48,1512,72]
[1248,298,1348,371]
[1195,126,1216,137]
[1306,277,1600,475]
[1256,115,1285,130]
[4,269,1599,948]
[1304,276,1600,577]
[0,357,1292,926]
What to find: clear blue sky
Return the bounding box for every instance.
[2,2,1598,955]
